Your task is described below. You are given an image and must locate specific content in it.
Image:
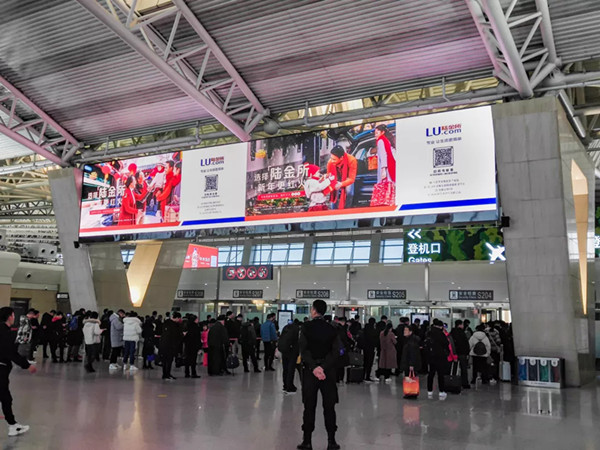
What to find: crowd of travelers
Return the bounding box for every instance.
[12,307,514,397]
[2,303,516,443]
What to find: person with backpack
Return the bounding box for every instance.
[279,319,300,394]
[469,324,492,384]
[240,317,260,373]
[426,319,449,400]
[485,322,502,384]
[66,311,84,363]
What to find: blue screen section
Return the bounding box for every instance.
[398,198,497,211]
[181,217,245,226]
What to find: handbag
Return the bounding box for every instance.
[403,369,420,398]
[370,180,395,207]
[367,155,378,171]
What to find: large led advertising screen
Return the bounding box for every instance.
[79,106,497,238]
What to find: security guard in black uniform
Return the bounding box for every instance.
[297,299,341,450]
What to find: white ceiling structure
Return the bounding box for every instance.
[0,0,600,245]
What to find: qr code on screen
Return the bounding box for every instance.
[205,175,218,192]
[433,146,454,168]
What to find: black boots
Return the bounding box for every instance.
[297,432,312,450]
[327,433,340,450]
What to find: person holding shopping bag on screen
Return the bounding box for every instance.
[370,124,396,206]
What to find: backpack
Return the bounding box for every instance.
[473,340,487,356]
[239,324,250,344]
[226,354,240,369]
[69,316,79,331]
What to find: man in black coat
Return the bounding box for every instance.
[450,320,471,389]
[297,300,341,450]
[426,319,450,399]
[160,312,183,380]
[207,315,229,376]
[240,318,260,373]
[278,320,300,393]
[183,315,201,378]
[40,310,55,359]
[0,307,37,436]
[361,318,379,382]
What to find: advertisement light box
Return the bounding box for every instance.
[183,244,218,269]
[79,107,497,238]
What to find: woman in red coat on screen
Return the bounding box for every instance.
[118,176,138,226]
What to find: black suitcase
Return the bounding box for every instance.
[346,366,363,383]
[444,363,462,394]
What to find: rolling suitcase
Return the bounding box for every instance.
[500,361,511,382]
[346,366,363,383]
[348,351,364,367]
[444,362,462,394]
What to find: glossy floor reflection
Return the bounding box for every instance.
[3,358,600,449]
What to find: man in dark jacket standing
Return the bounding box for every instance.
[279,320,300,393]
[207,315,229,376]
[240,318,260,373]
[160,312,183,380]
[427,319,450,400]
[361,317,379,382]
[450,320,471,389]
[183,315,201,378]
[0,307,37,437]
[40,309,55,359]
[297,300,341,450]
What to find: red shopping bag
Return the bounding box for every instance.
[370,180,395,206]
[403,369,420,398]
[203,351,208,367]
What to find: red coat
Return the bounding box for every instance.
[119,188,137,225]
[377,135,396,183]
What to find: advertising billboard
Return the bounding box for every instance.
[182,244,218,269]
[80,152,181,234]
[79,106,497,238]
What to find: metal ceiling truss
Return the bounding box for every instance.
[0,200,54,217]
[76,0,268,141]
[466,0,560,98]
[0,76,80,166]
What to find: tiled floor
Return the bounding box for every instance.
[2,357,600,449]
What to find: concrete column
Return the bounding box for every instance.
[48,168,97,311]
[302,235,315,265]
[0,252,20,307]
[494,98,595,386]
[241,238,253,265]
[369,231,382,263]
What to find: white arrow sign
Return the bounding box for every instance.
[407,229,422,240]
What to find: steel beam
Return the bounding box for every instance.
[0,75,79,164]
[76,0,267,141]
[466,0,561,98]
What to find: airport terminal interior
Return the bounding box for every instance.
[1,0,600,448]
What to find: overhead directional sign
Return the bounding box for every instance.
[407,229,422,240]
